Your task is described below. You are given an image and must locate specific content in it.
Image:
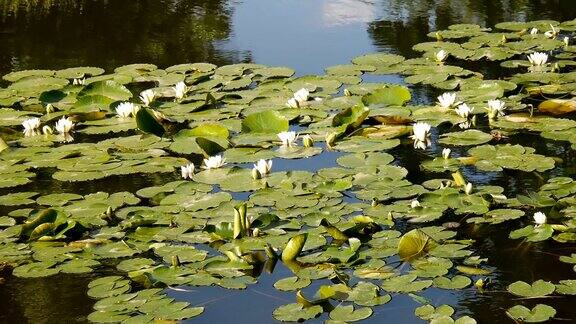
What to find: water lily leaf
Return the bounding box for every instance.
[556,280,576,295]
[439,130,493,146]
[12,261,60,278]
[281,233,308,261]
[538,99,576,115]
[361,85,411,107]
[0,137,7,152]
[77,80,132,101]
[332,104,370,130]
[272,303,323,322]
[398,229,436,261]
[136,108,166,137]
[381,274,433,293]
[415,304,454,321]
[329,305,373,322]
[506,304,556,323]
[455,265,491,275]
[433,275,472,290]
[242,110,289,133]
[274,276,311,291]
[507,280,556,298]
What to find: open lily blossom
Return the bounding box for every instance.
[202,155,226,169]
[22,117,41,136]
[486,99,506,119]
[254,159,273,176]
[286,97,299,108]
[455,103,473,118]
[139,89,155,106]
[116,102,137,118]
[277,131,298,147]
[73,78,85,85]
[533,211,547,226]
[173,82,188,100]
[442,148,451,159]
[181,163,195,179]
[293,88,309,103]
[437,92,457,109]
[435,49,448,63]
[55,117,75,134]
[410,122,431,150]
[527,52,548,66]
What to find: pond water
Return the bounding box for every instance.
[1,0,576,323]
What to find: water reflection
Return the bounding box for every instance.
[0,0,250,75]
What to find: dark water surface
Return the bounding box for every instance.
[1,0,576,323]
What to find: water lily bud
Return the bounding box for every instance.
[552,63,560,73]
[343,88,352,97]
[252,227,260,237]
[442,148,451,160]
[410,200,421,208]
[106,206,113,217]
[371,198,378,207]
[251,167,262,180]
[325,132,338,149]
[475,278,486,291]
[435,32,443,41]
[564,36,570,47]
[46,103,55,113]
[500,35,507,44]
[530,27,538,35]
[465,182,473,195]
[171,255,180,267]
[42,125,53,135]
[302,135,314,148]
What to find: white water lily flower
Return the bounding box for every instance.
[181,163,195,179]
[437,92,457,109]
[73,78,85,85]
[533,211,547,226]
[286,97,300,108]
[458,121,471,129]
[173,82,188,100]
[435,50,448,63]
[254,159,273,176]
[465,182,473,195]
[139,89,155,106]
[116,102,137,118]
[22,117,41,136]
[202,155,226,169]
[55,117,74,134]
[564,37,570,46]
[410,122,431,150]
[410,200,421,208]
[544,24,559,38]
[277,131,298,147]
[486,99,506,119]
[293,88,309,103]
[455,103,474,118]
[442,148,451,159]
[527,52,548,66]
[530,27,538,35]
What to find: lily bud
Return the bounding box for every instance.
[564,36,570,47]
[42,125,53,135]
[302,135,314,148]
[442,148,451,160]
[343,89,352,97]
[325,132,338,149]
[500,35,507,44]
[171,255,180,267]
[435,32,444,41]
[251,167,262,180]
[410,200,421,209]
[371,198,378,207]
[465,182,473,195]
[252,227,260,237]
[46,103,55,113]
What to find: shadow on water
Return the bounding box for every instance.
[1,0,576,323]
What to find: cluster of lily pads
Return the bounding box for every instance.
[1,18,576,323]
